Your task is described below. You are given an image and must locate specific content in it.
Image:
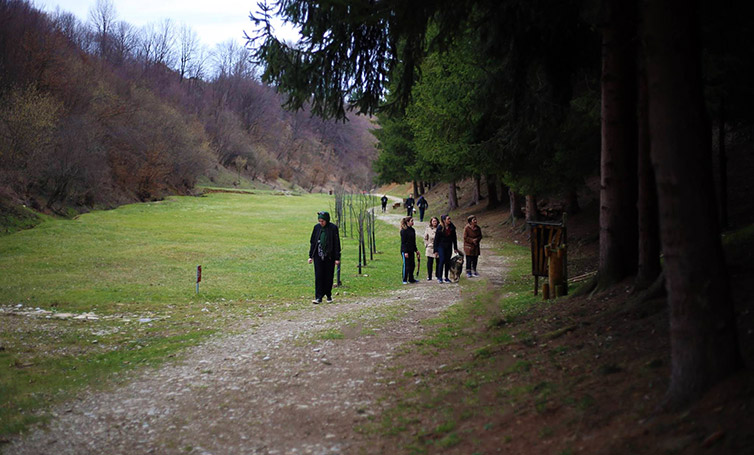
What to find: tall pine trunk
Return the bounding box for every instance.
[599,0,639,288]
[635,51,661,290]
[525,195,538,223]
[448,180,458,210]
[471,175,481,206]
[643,0,741,407]
[486,174,500,209]
[412,180,419,199]
[509,189,524,219]
[717,96,728,229]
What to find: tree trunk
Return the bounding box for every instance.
[412,180,419,198]
[635,49,661,290]
[565,189,580,215]
[717,96,728,229]
[643,0,741,408]
[598,0,639,288]
[486,174,500,209]
[525,195,538,223]
[471,175,481,206]
[419,181,425,195]
[448,180,458,210]
[509,189,524,219]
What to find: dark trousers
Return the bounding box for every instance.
[406,206,413,216]
[419,207,426,222]
[402,252,416,282]
[466,255,479,272]
[313,255,336,299]
[426,255,439,279]
[381,203,387,212]
[436,246,451,279]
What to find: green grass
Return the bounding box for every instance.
[0,192,405,438]
[361,240,541,450]
[0,192,401,310]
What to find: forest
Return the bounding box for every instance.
[0,0,377,218]
[250,0,754,409]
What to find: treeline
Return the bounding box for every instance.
[0,0,376,214]
[250,0,754,409]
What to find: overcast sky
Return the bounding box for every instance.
[34,0,299,49]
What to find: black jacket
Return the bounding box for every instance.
[400,227,418,254]
[417,196,428,209]
[433,223,458,252]
[309,222,341,260]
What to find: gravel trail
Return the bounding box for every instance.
[7,211,507,455]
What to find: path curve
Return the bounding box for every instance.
[7,210,508,455]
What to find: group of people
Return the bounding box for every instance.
[400,212,482,284]
[308,197,483,304]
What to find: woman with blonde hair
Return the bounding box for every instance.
[423,216,440,281]
[400,216,419,284]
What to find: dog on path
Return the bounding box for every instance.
[448,254,464,282]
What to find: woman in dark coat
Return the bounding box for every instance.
[433,214,459,283]
[308,211,341,304]
[400,216,420,284]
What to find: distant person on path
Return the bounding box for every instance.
[308,211,341,304]
[423,216,440,281]
[416,195,429,222]
[405,194,415,217]
[400,216,420,284]
[433,214,459,283]
[381,195,388,212]
[463,215,482,278]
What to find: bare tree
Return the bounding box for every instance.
[88,0,116,59]
[177,23,199,82]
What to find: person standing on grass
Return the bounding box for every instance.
[381,195,388,212]
[400,216,420,284]
[433,214,459,283]
[308,211,341,304]
[416,195,429,222]
[463,215,482,278]
[405,193,415,217]
[423,216,440,281]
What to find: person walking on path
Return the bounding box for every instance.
[380,195,388,212]
[416,195,429,222]
[308,211,341,303]
[433,214,459,283]
[400,216,420,284]
[423,216,440,281]
[463,215,483,278]
[404,194,415,217]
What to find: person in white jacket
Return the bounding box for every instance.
[423,216,440,281]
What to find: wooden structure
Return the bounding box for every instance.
[528,215,568,297]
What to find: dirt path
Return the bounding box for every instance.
[7,210,507,455]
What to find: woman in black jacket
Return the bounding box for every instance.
[433,214,459,283]
[400,216,420,284]
[308,211,341,303]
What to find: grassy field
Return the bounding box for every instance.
[0,191,404,437]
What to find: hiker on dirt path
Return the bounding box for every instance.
[405,194,415,217]
[463,215,482,278]
[400,216,420,284]
[423,216,440,281]
[381,195,388,212]
[416,195,429,221]
[433,214,459,283]
[308,211,341,304]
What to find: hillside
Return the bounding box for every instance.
[0,0,377,225]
